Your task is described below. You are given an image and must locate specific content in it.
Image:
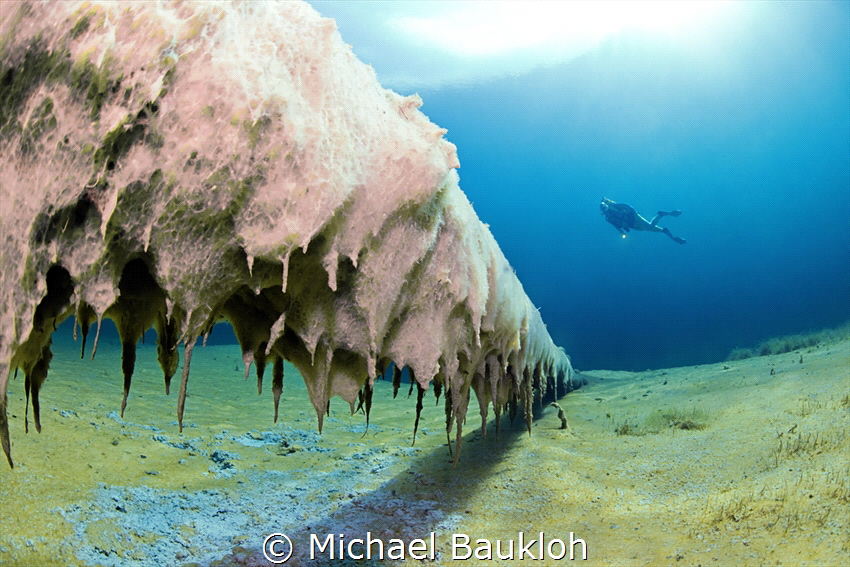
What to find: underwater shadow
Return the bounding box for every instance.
[210,372,589,567]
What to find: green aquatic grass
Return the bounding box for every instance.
[643,406,710,433]
[727,320,850,361]
[612,406,711,436]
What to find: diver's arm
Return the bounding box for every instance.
[603,214,628,237]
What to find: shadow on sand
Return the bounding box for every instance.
[208,372,589,566]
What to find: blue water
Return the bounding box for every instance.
[313,1,850,371]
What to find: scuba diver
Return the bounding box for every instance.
[600,198,686,244]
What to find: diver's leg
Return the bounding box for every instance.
[634,215,664,232]
[651,210,681,226]
[650,212,665,226]
[661,227,686,244]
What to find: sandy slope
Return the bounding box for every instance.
[0,329,847,566]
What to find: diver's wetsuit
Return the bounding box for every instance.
[603,203,639,233]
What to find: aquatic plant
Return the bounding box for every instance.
[704,454,849,537]
[726,320,850,360]
[611,406,710,436]
[643,406,710,432]
[614,421,638,436]
[701,390,849,539]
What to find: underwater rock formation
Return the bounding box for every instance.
[0,0,574,468]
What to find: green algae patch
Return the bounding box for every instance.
[69,53,123,121]
[1,44,120,144]
[0,45,70,139]
[69,12,93,40]
[245,115,272,150]
[19,96,57,155]
[91,117,147,173]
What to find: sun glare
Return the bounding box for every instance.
[396,1,729,57]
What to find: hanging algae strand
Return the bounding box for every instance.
[0,0,579,469]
